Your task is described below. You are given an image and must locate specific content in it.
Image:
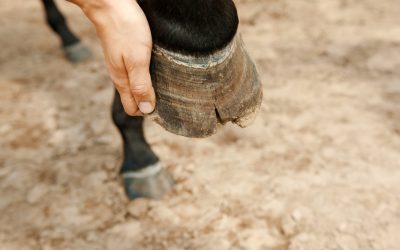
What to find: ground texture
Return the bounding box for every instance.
[1,0,400,249]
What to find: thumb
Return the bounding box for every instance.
[124,53,156,114]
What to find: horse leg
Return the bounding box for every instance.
[41,0,91,62]
[111,90,174,199]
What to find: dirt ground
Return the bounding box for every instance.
[1,0,400,249]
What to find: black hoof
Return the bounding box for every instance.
[122,163,175,200]
[64,42,92,63]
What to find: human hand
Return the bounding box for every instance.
[69,0,155,115]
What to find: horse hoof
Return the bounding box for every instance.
[147,34,263,138]
[64,42,92,63]
[121,163,175,200]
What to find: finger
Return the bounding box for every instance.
[114,82,140,116]
[123,51,156,114]
[130,70,156,114]
[104,51,141,116]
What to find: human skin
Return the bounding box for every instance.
[67,0,155,115]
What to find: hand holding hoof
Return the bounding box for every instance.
[122,163,174,200]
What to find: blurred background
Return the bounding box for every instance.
[0,0,399,249]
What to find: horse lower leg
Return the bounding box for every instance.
[111,90,160,173]
[112,90,175,199]
[41,0,80,47]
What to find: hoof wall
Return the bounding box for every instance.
[147,34,263,138]
[64,42,92,63]
[122,163,174,200]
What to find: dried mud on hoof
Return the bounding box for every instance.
[147,34,263,138]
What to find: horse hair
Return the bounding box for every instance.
[139,0,239,55]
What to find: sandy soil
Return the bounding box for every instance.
[1,0,400,249]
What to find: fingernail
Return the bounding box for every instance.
[139,102,154,114]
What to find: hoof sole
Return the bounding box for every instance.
[122,163,174,200]
[64,42,92,63]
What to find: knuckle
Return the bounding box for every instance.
[114,82,130,93]
[126,59,147,72]
[130,83,150,97]
[124,54,149,71]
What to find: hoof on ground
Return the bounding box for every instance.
[122,163,175,200]
[64,42,92,63]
